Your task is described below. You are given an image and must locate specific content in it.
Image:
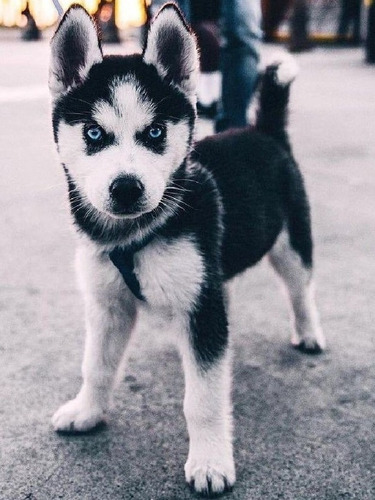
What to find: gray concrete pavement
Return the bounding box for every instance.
[1,38,375,500]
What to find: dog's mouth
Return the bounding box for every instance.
[104,197,162,220]
[104,207,150,220]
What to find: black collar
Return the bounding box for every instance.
[108,233,155,302]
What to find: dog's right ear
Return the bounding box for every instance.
[49,5,103,99]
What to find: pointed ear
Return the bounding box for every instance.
[143,3,199,101]
[49,5,103,99]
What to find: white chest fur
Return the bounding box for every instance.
[134,236,204,312]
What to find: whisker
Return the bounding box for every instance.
[172,177,201,185]
[163,193,192,210]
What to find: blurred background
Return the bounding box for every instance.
[0,0,373,52]
[0,0,146,30]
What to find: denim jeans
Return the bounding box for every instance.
[150,0,262,129]
[219,0,262,130]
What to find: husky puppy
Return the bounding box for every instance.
[49,3,325,496]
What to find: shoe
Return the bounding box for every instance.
[197,101,217,120]
[289,40,314,53]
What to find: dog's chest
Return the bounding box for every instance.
[132,237,204,311]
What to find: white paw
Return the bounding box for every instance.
[185,456,236,496]
[52,397,105,432]
[292,326,326,354]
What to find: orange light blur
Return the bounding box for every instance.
[0,0,146,28]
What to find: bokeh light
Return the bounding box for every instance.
[0,0,146,28]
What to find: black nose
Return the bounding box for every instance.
[110,176,144,213]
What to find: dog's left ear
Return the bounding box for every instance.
[143,3,199,101]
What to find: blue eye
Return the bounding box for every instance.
[86,126,103,141]
[148,126,163,139]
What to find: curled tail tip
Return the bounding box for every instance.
[261,52,299,87]
[274,55,299,86]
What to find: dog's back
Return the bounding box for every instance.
[192,60,311,279]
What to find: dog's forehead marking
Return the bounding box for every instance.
[92,76,156,136]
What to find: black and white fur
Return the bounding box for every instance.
[49,4,325,496]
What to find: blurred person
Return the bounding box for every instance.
[150,1,262,131]
[149,0,219,117]
[95,0,120,43]
[216,0,262,131]
[150,0,190,20]
[190,0,221,118]
[21,3,41,41]
[337,0,362,45]
[262,0,292,42]
[289,0,313,53]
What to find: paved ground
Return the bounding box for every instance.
[1,35,375,500]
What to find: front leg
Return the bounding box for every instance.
[178,288,235,496]
[52,245,137,432]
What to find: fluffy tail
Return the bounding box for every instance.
[255,54,299,153]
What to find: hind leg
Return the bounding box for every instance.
[268,229,325,353]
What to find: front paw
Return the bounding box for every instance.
[292,326,326,355]
[293,338,324,354]
[185,456,235,497]
[52,396,105,432]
